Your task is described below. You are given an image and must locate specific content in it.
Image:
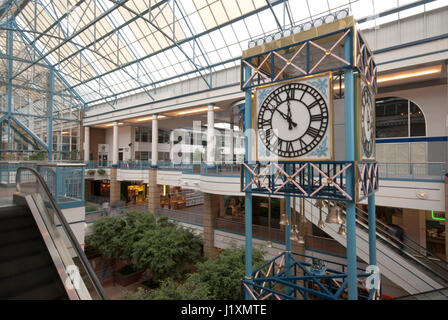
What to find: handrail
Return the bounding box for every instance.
[325,200,448,285]
[353,204,448,269]
[16,167,108,300]
[394,286,448,300]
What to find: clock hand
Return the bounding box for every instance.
[286,101,297,130]
[276,106,298,128]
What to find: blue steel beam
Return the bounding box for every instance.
[59,0,286,97]
[15,22,87,107]
[343,31,357,300]
[11,0,130,80]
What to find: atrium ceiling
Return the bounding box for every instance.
[2,0,447,107]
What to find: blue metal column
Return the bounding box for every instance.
[244,65,253,300]
[368,195,377,265]
[7,24,13,153]
[344,31,358,300]
[48,68,54,160]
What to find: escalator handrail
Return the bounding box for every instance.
[349,203,448,269]
[16,167,108,300]
[305,199,448,285]
[338,202,448,284]
[394,286,448,300]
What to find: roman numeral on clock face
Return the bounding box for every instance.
[257,81,330,159]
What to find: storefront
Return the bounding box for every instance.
[426,210,446,259]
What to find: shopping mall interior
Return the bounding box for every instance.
[0,0,447,301]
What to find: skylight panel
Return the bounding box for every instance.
[220,25,238,45]
[244,15,263,38]
[208,29,227,49]
[257,10,278,34]
[288,0,312,23]
[188,11,207,33]
[221,0,241,20]
[237,0,255,15]
[180,0,197,15]
[198,6,217,30]
[231,20,250,42]
[210,1,229,25]
[308,0,330,16]
[350,0,375,19]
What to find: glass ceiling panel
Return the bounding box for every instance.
[8,0,447,107]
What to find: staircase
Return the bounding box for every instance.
[301,199,448,295]
[0,205,69,299]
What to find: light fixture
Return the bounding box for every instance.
[378,66,442,84]
[135,115,167,122]
[176,106,220,116]
[105,122,124,127]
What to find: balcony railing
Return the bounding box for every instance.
[378,162,445,182]
[2,161,85,209]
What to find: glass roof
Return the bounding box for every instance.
[9,0,448,107]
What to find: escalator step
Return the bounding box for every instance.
[0,215,35,232]
[9,280,69,300]
[0,206,30,219]
[0,238,48,263]
[0,251,54,280]
[0,225,41,246]
[0,264,63,299]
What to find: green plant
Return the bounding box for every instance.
[119,211,156,260]
[193,246,266,300]
[71,149,79,160]
[123,274,210,300]
[87,169,96,176]
[86,215,127,259]
[28,152,47,160]
[132,217,203,281]
[97,169,106,175]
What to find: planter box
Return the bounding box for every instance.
[114,265,144,287]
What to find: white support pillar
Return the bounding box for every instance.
[84,126,90,162]
[229,110,234,163]
[207,104,215,165]
[112,121,119,166]
[152,114,158,167]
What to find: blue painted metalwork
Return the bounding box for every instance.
[368,195,377,266]
[48,67,54,159]
[244,64,253,300]
[241,251,380,300]
[343,32,358,300]
[241,161,355,202]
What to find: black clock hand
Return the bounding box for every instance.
[276,107,297,128]
[286,101,297,130]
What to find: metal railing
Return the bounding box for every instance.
[395,287,448,300]
[321,200,448,287]
[378,162,445,181]
[16,167,107,300]
[305,235,347,257]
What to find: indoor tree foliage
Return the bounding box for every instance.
[124,246,266,300]
[86,211,156,261]
[132,217,203,281]
[194,246,266,300]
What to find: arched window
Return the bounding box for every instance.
[375,97,426,138]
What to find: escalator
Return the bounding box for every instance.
[301,198,448,295]
[0,167,107,300]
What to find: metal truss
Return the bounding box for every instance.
[241,161,355,202]
[356,161,379,202]
[242,251,381,300]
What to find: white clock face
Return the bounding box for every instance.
[257,82,329,158]
[361,85,374,159]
